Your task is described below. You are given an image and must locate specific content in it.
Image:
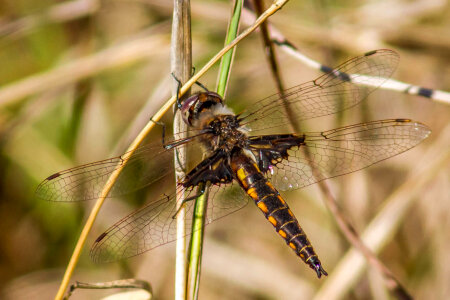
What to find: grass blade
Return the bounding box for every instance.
[186,1,243,298]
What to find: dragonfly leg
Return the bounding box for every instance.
[194,80,209,92]
[191,66,209,92]
[149,117,167,146]
[170,72,183,109]
[174,148,187,173]
[171,185,206,219]
[172,70,209,109]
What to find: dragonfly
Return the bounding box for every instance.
[36,49,430,278]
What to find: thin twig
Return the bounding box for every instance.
[251,0,285,93]
[53,1,289,299]
[250,0,295,132]
[64,278,152,300]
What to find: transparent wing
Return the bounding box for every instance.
[35,129,205,202]
[239,49,399,134]
[90,182,248,263]
[256,119,430,191]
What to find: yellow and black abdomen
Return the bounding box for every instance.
[230,149,327,278]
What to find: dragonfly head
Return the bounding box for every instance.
[181,92,224,126]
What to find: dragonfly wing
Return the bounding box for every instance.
[206,181,248,224]
[35,134,204,202]
[240,49,399,134]
[90,188,183,263]
[249,119,430,191]
[90,182,248,263]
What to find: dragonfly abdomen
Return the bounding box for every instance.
[230,150,327,278]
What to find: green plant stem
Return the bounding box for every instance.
[186,1,243,299]
[216,0,243,97]
[186,182,209,299]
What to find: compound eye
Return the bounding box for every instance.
[181,94,199,125]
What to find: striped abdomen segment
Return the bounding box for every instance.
[230,150,327,278]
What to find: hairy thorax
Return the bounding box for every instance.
[195,112,248,153]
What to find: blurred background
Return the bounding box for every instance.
[0,0,449,299]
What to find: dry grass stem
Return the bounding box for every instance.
[170,0,192,298]
[64,278,152,299]
[251,0,285,93]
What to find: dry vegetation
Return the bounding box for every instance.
[0,0,449,299]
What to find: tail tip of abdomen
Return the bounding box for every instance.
[309,257,328,278]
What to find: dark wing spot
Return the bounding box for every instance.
[95,232,108,243]
[364,49,377,56]
[46,173,61,180]
[394,118,411,123]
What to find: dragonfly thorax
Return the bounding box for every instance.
[204,114,247,152]
[182,91,247,152]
